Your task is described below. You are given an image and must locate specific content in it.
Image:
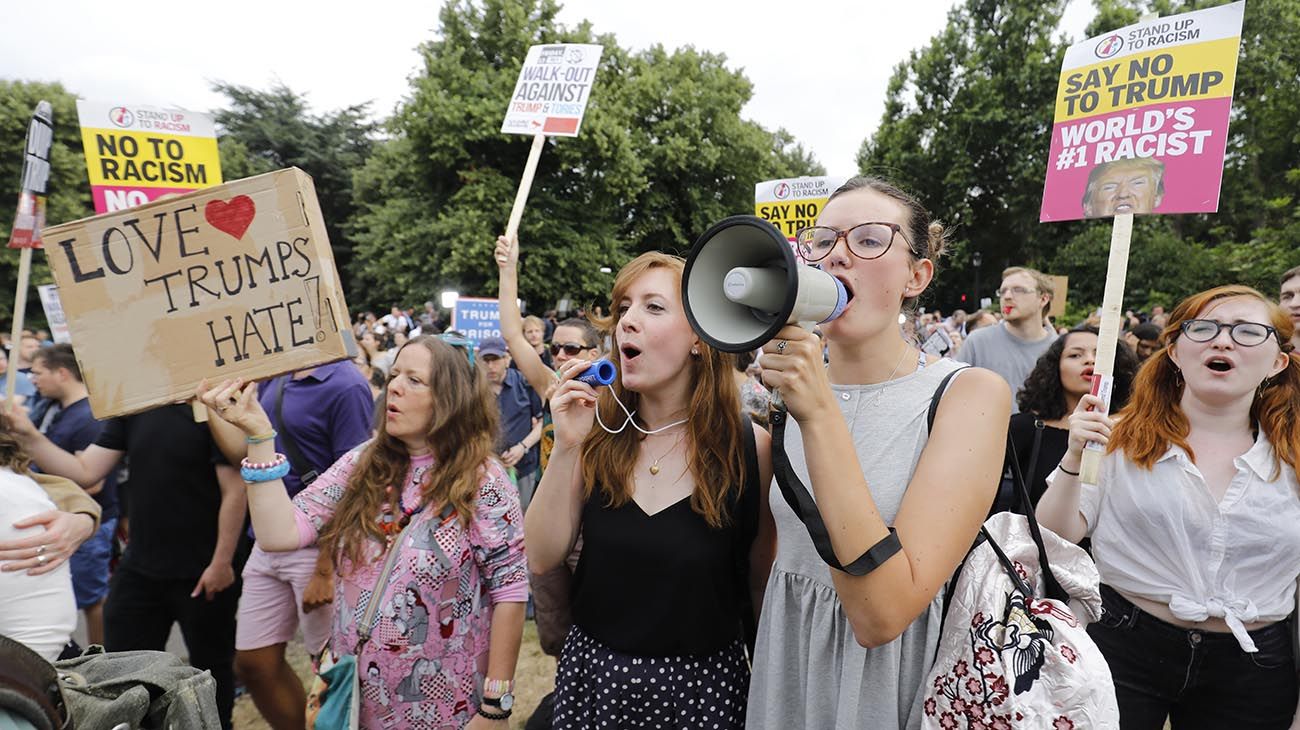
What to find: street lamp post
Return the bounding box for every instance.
[972,252,983,308]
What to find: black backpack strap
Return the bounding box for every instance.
[1004,432,1070,603]
[736,415,760,651]
[275,376,321,486]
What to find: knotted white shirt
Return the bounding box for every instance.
[1051,430,1300,652]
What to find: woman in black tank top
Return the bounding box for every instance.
[524,251,775,730]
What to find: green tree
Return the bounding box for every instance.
[348,0,821,313]
[859,0,1074,311]
[211,82,377,283]
[0,81,94,326]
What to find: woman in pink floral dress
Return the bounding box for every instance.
[201,336,528,729]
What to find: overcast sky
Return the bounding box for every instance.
[3,0,1094,174]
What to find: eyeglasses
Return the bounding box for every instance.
[1179,319,1280,347]
[550,342,590,357]
[996,286,1039,298]
[794,222,913,263]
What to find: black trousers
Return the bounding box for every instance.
[103,564,241,730]
[1089,584,1298,730]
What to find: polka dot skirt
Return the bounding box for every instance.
[553,626,749,729]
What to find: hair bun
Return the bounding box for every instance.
[926,221,949,260]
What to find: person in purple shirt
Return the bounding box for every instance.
[206,360,373,730]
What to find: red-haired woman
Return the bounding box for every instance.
[525,252,775,729]
[1038,285,1300,729]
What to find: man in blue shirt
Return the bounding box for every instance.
[28,344,117,648]
[477,337,543,510]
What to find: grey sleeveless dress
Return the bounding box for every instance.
[747,359,965,730]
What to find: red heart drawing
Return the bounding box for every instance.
[205,196,256,240]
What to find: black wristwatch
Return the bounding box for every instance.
[481,692,515,712]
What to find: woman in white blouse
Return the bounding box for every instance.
[1038,285,1300,729]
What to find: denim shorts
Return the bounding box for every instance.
[69,518,116,609]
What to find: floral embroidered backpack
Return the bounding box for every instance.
[920,368,1119,730]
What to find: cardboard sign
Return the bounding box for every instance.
[451,297,503,347]
[8,101,53,249]
[1047,275,1069,320]
[36,285,71,344]
[76,100,223,214]
[501,44,604,137]
[1040,2,1244,221]
[42,168,354,418]
[754,176,850,241]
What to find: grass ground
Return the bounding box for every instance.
[232,621,557,730]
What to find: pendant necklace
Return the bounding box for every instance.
[647,428,687,476]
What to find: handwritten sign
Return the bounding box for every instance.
[42,168,354,418]
[501,44,604,137]
[76,100,223,214]
[1040,2,1244,221]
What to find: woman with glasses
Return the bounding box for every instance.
[198,335,528,729]
[1037,285,1300,729]
[526,252,775,729]
[746,177,1010,729]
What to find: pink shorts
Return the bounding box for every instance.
[235,543,333,653]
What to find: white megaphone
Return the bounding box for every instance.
[682,215,848,353]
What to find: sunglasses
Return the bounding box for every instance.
[549,342,590,357]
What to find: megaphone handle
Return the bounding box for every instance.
[769,321,818,410]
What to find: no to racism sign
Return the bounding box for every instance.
[501,44,604,137]
[1040,2,1244,222]
[76,100,223,214]
[754,176,850,241]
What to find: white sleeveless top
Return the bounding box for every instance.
[1052,430,1300,652]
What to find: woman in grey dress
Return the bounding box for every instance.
[748,177,1010,729]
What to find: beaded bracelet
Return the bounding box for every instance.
[247,429,278,445]
[241,453,291,483]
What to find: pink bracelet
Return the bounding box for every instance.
[241,453,288,470]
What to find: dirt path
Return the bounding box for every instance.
[233,622,556,730]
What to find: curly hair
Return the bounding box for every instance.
[1016,327,1138,420]
[0,410,32,473]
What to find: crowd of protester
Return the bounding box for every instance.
[2,178,1299,729]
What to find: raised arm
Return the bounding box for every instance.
[495,234,558,397]
[1036,393,1112,544]
[523,360,596,572]
[197,379,300,551]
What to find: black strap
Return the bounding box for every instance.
[928,369,1069,614]
[770,410,903,576]
[736,415,761,651]
[275,376,321,486]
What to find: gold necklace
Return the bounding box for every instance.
[647,428,687,476]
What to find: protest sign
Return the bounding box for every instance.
[6,101,54,410]
[1040,2,1244,222]
[499,43,605,240]
[37,285,71,344]
[754,176,850,242]
[76,100,223,214]
[451,297,503,347]
[42,168,354,419]
[501,44,604,137]
[1047,275,1069,320]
